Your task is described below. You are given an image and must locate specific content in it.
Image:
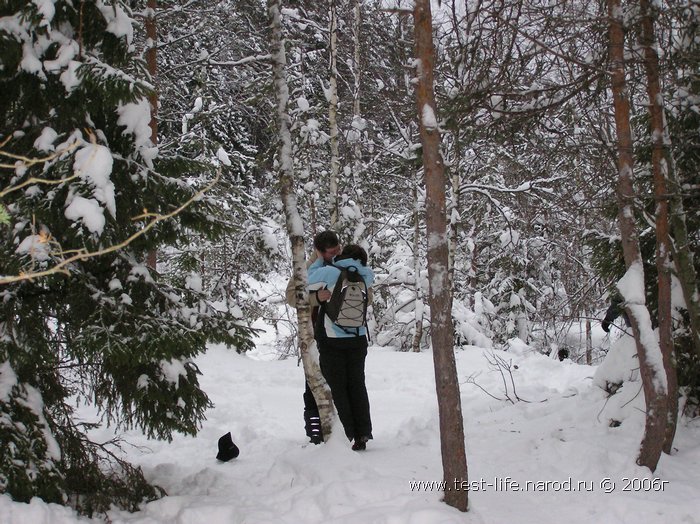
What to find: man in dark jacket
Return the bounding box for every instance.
[308,244,374,451]
[285,231,340,444]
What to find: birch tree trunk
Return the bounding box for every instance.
[607,0,669,471]
[350,0,366,244]
[268,0,334,438]
[413,0,468,511]
[328,0,340,229]
[352,0,362,162]
[639,0,678,454]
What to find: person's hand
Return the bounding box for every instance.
[317,289,331,302]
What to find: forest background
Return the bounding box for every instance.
[1,0,699,516]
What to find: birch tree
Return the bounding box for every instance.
[268,0,335,439]
[328,0,341,228]
[413,0,468,511]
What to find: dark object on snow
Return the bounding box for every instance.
[304,408,324,445]
[601,296,631,333]
[557,348,569,361]
[352,435,370,451]
[216,432,240,462]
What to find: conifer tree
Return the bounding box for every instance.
[0,1,252,513]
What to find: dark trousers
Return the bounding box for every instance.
[318,338,372,441]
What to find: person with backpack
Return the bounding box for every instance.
[285,231,341,445]
[307,244,374,451]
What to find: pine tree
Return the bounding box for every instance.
[0,1,252,513]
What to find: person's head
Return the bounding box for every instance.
[313,230,341,262]
[335,244,368,266]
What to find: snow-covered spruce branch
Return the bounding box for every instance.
[0,138,81,224]
[0,171,221,286]
[0,138,80,193]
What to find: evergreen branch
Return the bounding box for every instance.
[0,142,78,173]
[0,173,80,198]
[1,137,81,196]
[1,170,221,285]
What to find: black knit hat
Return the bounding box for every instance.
[216,432,240,462]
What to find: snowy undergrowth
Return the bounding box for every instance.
[1,334,699,523]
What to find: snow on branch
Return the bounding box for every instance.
[459,174,566,196]
[1,137,221,285]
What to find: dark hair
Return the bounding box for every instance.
[313,230,340,252]
[336,244,367,266]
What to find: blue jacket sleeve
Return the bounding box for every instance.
[308,264,339,288]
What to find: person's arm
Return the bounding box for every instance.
[286,256,322,308]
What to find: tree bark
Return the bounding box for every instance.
[607,0,669,471]
[413,0,468,511]
[328,0,340,229]
[586,313,592,365]
[268,0,335,438]
[639,0,678,454]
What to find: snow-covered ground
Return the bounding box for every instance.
[2,328,699,523]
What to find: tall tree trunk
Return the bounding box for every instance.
[145,0,158,270]
[413,0,468,511]
[639,0,678,453]
[328,0,340,229]
[607,0,669,471]
[268,0,334,438]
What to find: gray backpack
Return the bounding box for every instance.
[323,264,368,334]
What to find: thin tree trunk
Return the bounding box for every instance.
[639,0,678,453]
[607,0,668,471]
[411,173,424,353]
[447,135,461,293]
[268,0,334,438]
[586,313,592,365]
[350,0,365,244]
[145,0,158,270]
[352,0,362,161]
[328,0,340,229]
[413,0,468,511]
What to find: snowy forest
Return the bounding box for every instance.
[1,0,699,520]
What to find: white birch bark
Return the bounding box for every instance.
[328,0,340,229]
[268,0,334,438]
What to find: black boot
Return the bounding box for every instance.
[304,409,324,444]
[351,435,369,451]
